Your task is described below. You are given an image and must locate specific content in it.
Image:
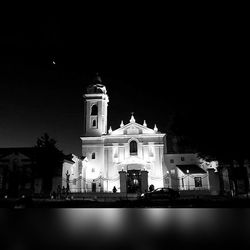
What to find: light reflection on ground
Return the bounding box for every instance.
[1,209,250,250]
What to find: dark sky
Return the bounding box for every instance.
[0,7,248,156]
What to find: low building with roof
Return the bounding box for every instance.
[0,147,36,197]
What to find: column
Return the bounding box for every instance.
[119,170,127,193]
[140,170,148,193]
[208,169,220,195]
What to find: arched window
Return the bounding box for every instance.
[130,140,137,155]
[92,119,96,127]
[91,104,98,115]
[92,152,95,159]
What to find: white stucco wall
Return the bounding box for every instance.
[165,154,211,190]
[80,124,167,193]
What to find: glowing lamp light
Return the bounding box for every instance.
[186,169,190,190]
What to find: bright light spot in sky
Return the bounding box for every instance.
[52,60,56,65]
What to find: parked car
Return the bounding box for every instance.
[140,188,180,201]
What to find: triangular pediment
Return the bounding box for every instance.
[1,152,31,161]
[111,122,156,136]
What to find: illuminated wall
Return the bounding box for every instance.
[165,154,214,191]
[80,122,167,193]
[62,155,85,193]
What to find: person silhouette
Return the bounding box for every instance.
[57,185,61,199]
[62,186,66,199]
[149,184,154,192]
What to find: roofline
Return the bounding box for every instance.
[0,147,35,150]
[81,132,166,139]
[112,121,156,133]
[63,159,75,164]
[166,153,198,156]
[80,137,104,141]
[103,133,166,139]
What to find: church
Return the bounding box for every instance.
[62,75,220,195]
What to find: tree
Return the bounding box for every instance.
[34,133,64,195]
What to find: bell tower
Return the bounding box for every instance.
[83,73,109,137]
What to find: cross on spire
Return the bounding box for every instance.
[93,72,102,83]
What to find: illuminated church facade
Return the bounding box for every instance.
[62,76,219,194]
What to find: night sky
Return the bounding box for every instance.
[0,8,248,156]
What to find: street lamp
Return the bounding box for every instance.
[186,169,190,190]
[166,170,170,187]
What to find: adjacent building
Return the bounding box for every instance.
[0,148,35,197]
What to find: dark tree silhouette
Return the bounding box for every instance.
[34,133,64,195]
[169,103,250,196]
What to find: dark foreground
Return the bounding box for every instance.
[1,206,250,249]
[1,195,250,208]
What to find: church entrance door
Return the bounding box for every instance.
[127,170,141,193]
[92,182,96,192]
